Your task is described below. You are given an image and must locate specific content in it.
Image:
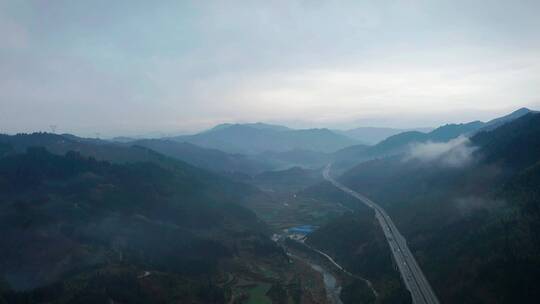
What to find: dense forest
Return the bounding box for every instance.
[0,147,287,303]
[308,113,540,303]
[1,110,539,304]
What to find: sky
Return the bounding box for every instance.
[1,0,540,137]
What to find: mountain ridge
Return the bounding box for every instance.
[170,124,358,154]
[321,111,540,303]
[331,108,535,171]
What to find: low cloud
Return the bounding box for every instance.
[405,136,477,167]
[454,196,505,216]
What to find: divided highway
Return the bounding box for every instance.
[323,164,440,304]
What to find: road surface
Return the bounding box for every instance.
[323,164,440,304]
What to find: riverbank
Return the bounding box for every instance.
[281,236,377,304]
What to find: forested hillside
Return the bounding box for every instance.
[131,139,271,175]
[330,108,533,172]
[312,113,540,303]
[0,148,289,303]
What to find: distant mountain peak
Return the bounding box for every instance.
[171,123,357,154]
[209,123,234,131]
[513,107,532,114]
[208,122,290,132]
[481,107,536,132]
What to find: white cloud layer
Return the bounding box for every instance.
[405,136,477,167]
[1,1,540,136]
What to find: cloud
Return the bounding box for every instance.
[0,3,28,50]
[405,136,478,167]
[1,1,540,136]
[454,196,505,216]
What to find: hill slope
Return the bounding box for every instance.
[335,127,433,145]
[0,147,293,303]
[332,108,533,171]
[0,133,275,176]
[131,139,271,175]
[319,112,540,303]
[0,133,168,165]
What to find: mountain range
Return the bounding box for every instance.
[307,111,540,303]
[334,127,433,145]
[130,139,271,175]
[169,123,358,154]
[1,107,539,303]
[330,108,534,171]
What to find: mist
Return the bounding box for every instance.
[2,1,540,303]
[453,196,506,217]
[404,136,478,167]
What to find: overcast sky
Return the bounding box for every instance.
[1,0,540,137]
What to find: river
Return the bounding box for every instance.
[307,262,343,304]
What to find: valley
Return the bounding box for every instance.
[323,164,438,304]
[1,108,540,304]
[4,2,540,302]
[6,0,540,302]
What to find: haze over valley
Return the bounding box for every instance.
[2,1,540,304]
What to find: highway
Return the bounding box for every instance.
[323,164,440,304]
